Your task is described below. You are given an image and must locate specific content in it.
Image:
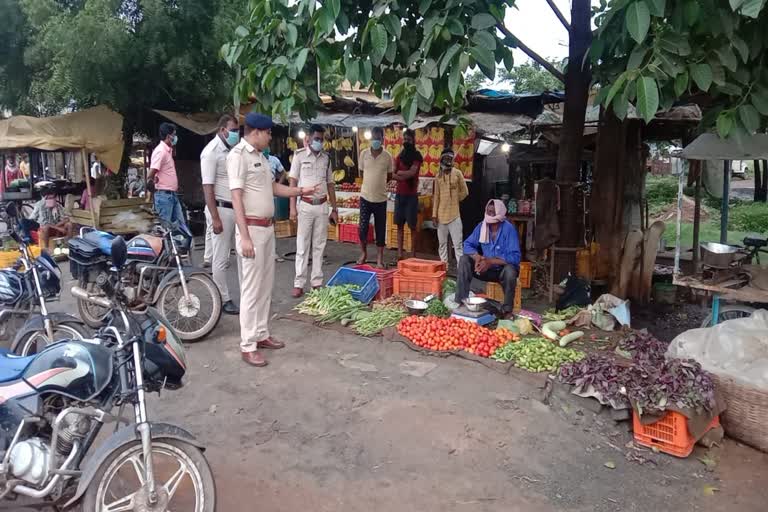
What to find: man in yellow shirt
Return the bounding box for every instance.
[357,126,393,266]
[432,148,469,264]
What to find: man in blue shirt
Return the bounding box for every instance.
[456,199,521,316]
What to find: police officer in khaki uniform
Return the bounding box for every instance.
[228,113,318,367]
[289,124,339,298]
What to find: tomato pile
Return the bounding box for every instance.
[397,316,519,358]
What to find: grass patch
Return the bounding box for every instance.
[646,175,679,215]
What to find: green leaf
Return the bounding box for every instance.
[716,47,738,72]
[469,46,495,71]
[741,0,767,18]
[690,63,713,91]
[446,18,464,36]
[417,77,434,99]
[473,31,497,50]
[440,44,461,76]
[336,11,350,33]
[613,82,632,120]
[403,96,418,125]
[739,105,761,132]
[235,26,250,38]
[751,88,768,115]
[295,48,310,73]
[730,0,746,9]
[385,40,397,64]
[716,111,734,137]
[382,14,402,38]
[315,7,336,36]
[625,2,651,44]
[418,0,433,15]
[645,0,666,16]
[345,60,360,84]
[636,76,659,123]
[684,0,700,25]
[370,25,388,66]
[627,46,648,70]
[732,36,750,63]
[606,72,628,107]
[502,48,514,71]
[471,13,498,30]
[459,52,470,73]
[707,58,726,86]
[360,59,373,85]
[593,86,610,106]
[422,58,438,79]
[448,67,460,99]
[674,70,689,97]
[285,24,298,47]
[328,0,340,18]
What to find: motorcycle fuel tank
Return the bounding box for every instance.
[126,235,163,262]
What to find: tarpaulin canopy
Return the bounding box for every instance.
[0,105,124,171]
[681,133,768,160]
[152,109,221,136]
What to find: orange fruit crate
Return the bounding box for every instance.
[338,223,373,244]
[386,225,414,252]
[397,258,447,275]
[519,261,532,289]
[275,220,297,239]
[393,270,446,299]
[632,410,720,458]
[354,264,397,300]
[328,223,338,241]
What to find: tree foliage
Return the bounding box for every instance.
[225,0,518,124]
[499,59,564,94]
[592,0,768,135]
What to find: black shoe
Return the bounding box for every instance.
[223,300,239,315]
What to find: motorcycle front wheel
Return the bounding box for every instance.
[157,274,222,342]
[82,439,216,512]
[10,321,90,356]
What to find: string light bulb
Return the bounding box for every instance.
[501,142,510,153]
[352,126,359,133]
[297,130,306,140]
[364,130,372,140]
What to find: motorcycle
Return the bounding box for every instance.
[69,220,222,341]
[0,236,216,510]
[0,203,88,355]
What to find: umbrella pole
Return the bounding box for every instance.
[81,149,97,227]
[721,160,730,244]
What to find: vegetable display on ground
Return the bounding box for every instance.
[397,316,517,358]
[295,286,362,317]
[492,338,584,372]
[425,299,450,317]
[352,308,407,337]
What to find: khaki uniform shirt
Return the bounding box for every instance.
[289,148,332,200]
[432,167,469,224]
[200,135,232,202]
[227,139,274,219]
[359,148,393,203]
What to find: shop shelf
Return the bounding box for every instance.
[338,223,374,244]
[632,410,720,458]
[327,267,379,304]
[393,270,446,299]
[397,258,446,275]
[354,264,397,300]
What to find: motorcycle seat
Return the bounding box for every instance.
[744,235,767,248]
[0,349,35,383]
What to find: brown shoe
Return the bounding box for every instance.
[291,287,304,298]
[241,351,267,367]
[257,337,285,350]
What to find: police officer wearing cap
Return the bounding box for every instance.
[228,113,319,367]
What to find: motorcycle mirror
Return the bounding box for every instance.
[111,236,128,269]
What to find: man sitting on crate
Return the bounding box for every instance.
[455,199,520,317]
[21,191,74,250]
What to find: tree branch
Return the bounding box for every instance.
[496,24,565,83]
[545,0,571,31]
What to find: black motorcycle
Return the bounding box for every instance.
[0,236,216,510]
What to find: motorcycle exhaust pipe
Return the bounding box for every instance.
[71,286,112,308]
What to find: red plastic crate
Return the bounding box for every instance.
[354,264,397,300]
[632,410,720,458]
[397,258,447,276]
[393,270,446,299]
[338,223,374,244]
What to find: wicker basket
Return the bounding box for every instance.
[713,374,768,452]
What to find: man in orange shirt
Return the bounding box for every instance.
[148,122,186,229]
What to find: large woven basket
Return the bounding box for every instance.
[713,374,768,452]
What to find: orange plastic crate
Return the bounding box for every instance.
[632,410,720,458]
[386,225,414,251]
[338,223,373,244]
[354,265,397,300]
[393,270,446,299]
[397,258,447,275]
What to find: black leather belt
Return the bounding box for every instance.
[216,200,233,209]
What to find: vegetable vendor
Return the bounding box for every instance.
[456,199,521,317]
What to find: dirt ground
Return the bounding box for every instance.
[16,240,768,511]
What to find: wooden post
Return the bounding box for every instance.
[692,161,702,273]
[81,149,97,227]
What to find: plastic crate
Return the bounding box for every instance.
[519,261,532,289]
[0,245,42,269]
[275,220,297,239]
[354,264,397,300]
[328,223,338,241]
[327,267,379,304]
[632,410,720,458]
[485,281,522,312]
[397,258,447,275]
[386,225,414,251]
[393,270,446,299]
[338,223,374,244]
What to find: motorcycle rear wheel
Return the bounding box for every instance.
[157,274,222,342]
[81,439,216,512]
[77,281,111,329]
[10,321,90,356]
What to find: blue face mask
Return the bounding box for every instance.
[371,139,383,150]
[310,140,323,153]
[171,135,178,146]
[226,130,240,146]
[262,148,270,156]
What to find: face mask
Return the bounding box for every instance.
[310,140,323,152]
[171,135,178,146]
[262,148,270,156]
[440,160,452,169]
[371,140,383,150]
[226,130,240,146]
[403,141,414,149]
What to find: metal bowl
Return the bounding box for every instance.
[405,300,429,315]
[463,297,487,312]
[700,242,741,268]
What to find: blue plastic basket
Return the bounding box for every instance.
[327,267,380,304]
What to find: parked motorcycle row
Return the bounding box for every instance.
[0,202,218,510]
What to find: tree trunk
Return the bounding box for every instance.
[754,160,762,202]
[761,160,768,202]
[555,0,592,251]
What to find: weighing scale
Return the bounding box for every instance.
[450,306,496,326]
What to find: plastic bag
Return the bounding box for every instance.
[666,310,768,390]
[593,294,631,327]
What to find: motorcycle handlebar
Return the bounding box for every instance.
[71,286,112,309]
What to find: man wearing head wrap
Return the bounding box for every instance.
[456,199,521,316]
[432,148,468,265]
[393,128,423,259]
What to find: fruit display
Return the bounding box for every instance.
[336,182,361,192]
[337,197,360,209]
[397,316,520,358]
[332,169,346,183]
[342,212,360,223]
[452,126,475,179]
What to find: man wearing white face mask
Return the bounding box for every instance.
[288,124,339,298]
[148,122,186,229]
[201,114,241,315]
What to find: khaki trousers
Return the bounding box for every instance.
[236,225,275,353]
[437,217,464,264]
[203,208,213,262]
[208,206,240,303]
[294,201,329,288]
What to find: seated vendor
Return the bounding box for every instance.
[21,192,73,249]
[456,199,521,317]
